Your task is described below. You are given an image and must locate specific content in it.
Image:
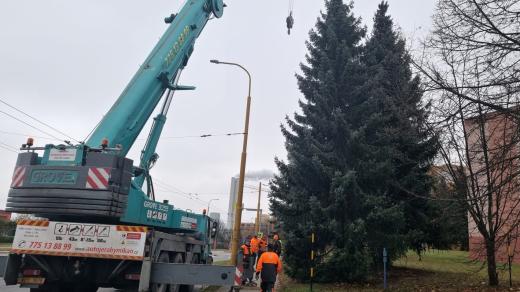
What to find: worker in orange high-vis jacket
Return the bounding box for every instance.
[250,234,260,264]
[255,244,282,292]
[240,241,254,285]
[250,235,259,254]
[258,233,267,254]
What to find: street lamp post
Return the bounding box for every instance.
[210,59,251,266]
[207,198,220,215]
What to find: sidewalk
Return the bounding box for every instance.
[215,278,261,292]
[213,275,284,292]
[216,284,260,292]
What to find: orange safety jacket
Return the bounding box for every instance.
[256,251,282,283]
[250,237,259,253]
[241,244,251,255]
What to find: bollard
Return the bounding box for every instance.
[310,232,315,292]
[383,248,388,290]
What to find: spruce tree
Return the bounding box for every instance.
[270,0,438,281]
[270,0,368,281]
[354,1,438,265]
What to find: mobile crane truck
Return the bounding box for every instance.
[0,1,237,291]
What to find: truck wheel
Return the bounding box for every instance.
[152,252,170,292]
[152,252,183,292]
[169,253,183,292]
[179,254,199,292]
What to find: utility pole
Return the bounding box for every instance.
[255,182,261,234]
[210,59,251,266]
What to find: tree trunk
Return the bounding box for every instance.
[486,239,499,286]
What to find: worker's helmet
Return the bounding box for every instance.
[258,232,263,237]
[267,243,274,251]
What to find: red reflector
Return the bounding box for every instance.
[125,274,140,280]
[22,269,41,276]
[126,233,142,240]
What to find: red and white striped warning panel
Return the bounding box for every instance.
[86,167,110,189]
[234,266,243,286]
[116,225,148,232]
[17,219,49,227]
[11,166,26,188]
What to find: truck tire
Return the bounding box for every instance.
[152,252,171,292]
[179,254,199,292]
[169,253,183,292]
[151,252,183,292]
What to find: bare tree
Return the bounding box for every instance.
[414,1,520,285]
[416,0,520,115]
[428,76,520,286]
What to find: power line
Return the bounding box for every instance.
[0,130,55,141]
[0,110,66,143]
[0,98,80,143]
[153,178,227,213]
[154,187,198,200]
[154,179,206,206]
[244,184,270,192]
[0,141,18,152]
[153,132,245,140]
[154,178,191,196]
[0,143,18,154]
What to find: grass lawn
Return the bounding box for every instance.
[395,249,520,284]
[279,250,520,291]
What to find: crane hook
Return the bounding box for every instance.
[286,0,294,35]
[286,11,294,35]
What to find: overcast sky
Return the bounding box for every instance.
[0,0,435,222]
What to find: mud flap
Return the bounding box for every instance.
[1,254,21,285]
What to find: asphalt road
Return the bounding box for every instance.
[0,286,205,292]
[211,249,231,263]
[0,250,232,292]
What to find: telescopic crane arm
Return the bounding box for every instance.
[6,0,226,225]
[86,0,224,157]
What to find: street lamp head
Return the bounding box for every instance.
[210,59,220,64]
